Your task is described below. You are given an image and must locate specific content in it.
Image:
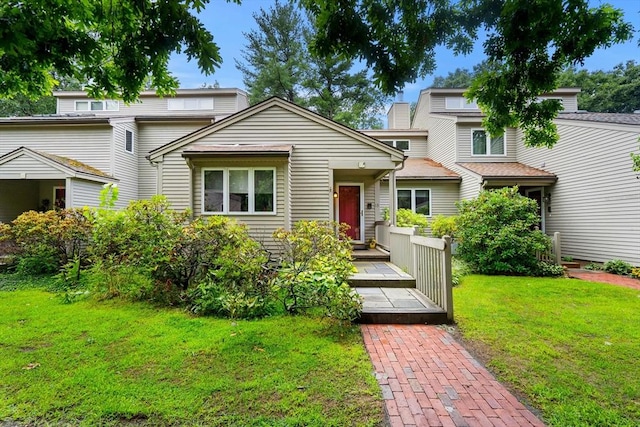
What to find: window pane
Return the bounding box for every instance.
[204,170,224,212]
[105,100,119,111]
[184,98,200,110]
[75,101,89,111]
[472,130,487,155]
[490,134,505,155]
[395,140,410,151]
[229,170,249,212]
[125,130,133,153]
[397,190,412,210]
[415,190,430,216]
[254,170,274,212]
[90,101,104,111]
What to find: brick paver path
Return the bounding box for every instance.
[568,270,640,291]
[362,324,545,427]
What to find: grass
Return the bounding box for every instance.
[454,275,640,427]
[0,275,383,426]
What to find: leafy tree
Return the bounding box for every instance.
[303,0,633,147]
[0,75,83,117]
[557,61,640,113]
[0,0,223,102]
[235,0,307,104]
[236,0,387,128]
[431,61,496,88]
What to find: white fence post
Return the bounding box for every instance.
[553,232,561,265]
[443,235,453,322]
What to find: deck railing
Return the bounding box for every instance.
[536,232,562,265]
[389,226,453,321]
[374,221,391,250]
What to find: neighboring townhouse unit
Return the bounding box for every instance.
[0,88,249,221]
[374,88,640,265]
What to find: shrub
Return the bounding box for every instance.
[456,187,551,276]
[451,257,471,286]
[8,209,93,274]
[430,215,458,239]
[272,221,361,322]
[603,259,632,276]
[631,268,640,279]
[533,261,565,277]
[584,262,601,271]
[85,261,155,301]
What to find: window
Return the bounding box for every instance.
[74,100,119,111]
[397,189,431,216]
[445,97,478,109]
[167,97,214,111]
[203,168,276,214]
[471,129,505,156]
[381,140,410,151]
[125,130,134,153]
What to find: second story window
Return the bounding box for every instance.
[75,100,119,112]
[125,130,134,154]
[167,97,214,111]
[445,97,478,109]
[472,129,505,156]
[382,140,410,151]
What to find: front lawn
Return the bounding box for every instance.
[0,279,382,426]
[454,275,640,426]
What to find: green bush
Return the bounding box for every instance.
[456,187,552,276]
[584,262,601,271]
[8,209,93,274]
[603,259,632,275]
[451,257,471,286]
[396,209,429,229]
[85,261,155,301]
[631,267,640,279]
[430,214,458,239]
[272,221,361,322]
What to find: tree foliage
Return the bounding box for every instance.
[557,61,640,113]
[303,0,633,147]
[0,0,225,103]
[236,0,387,128]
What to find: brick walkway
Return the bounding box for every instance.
[362,324,545,427]
[568,269,640,291]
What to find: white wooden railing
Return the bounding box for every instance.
[536,232,562,265]
[389,226,453,322]
[374,221,391,250]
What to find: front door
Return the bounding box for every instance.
[525,187,544,232]
[338,185,363,242]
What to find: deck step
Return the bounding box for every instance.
[355,287,449,324]
[351,248,391,262]
[349,261,415,288]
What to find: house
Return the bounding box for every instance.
[0,92,404,252]
[374,88,640,265]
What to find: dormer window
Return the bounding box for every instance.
[167,97,214,111]
[75,100,119,111]
[445,97,478,110]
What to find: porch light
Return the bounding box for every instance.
[333,191,338,198]
[543,193,551,204]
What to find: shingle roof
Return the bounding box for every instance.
[397,158,460,180]
[182,144,293,156]
[457,162,556,179]
[557,112,640,125]
[33,149,114,179]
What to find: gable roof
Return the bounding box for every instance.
[0,147,116,183]
[147,97,405,162]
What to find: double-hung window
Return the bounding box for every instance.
[381,140,410,151]
[125,130,134,153]
[203,168,275,214]
[75,100,119,112]
[471,129,505,156]
[397,189,431,216]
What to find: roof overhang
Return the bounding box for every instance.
[182,144,293,158]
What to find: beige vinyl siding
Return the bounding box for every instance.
[456,125,518,162]
[0,125,113,173]
[516,121,640,264]
[69,178,103,208]
[137,121,212,199]
[412,93,431,129]
[191,160,288,251]
[455,167,483,201]
[380,180,460,215]
[0,180,39,222]
[387,103,411,129]
[0,154,66,179]
[111,122,138,206]
[425,116,457,167]
[159,151,192,212]
[57,94,242,116]
[379,181,389,218]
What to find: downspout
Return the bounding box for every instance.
[389,155,408,226]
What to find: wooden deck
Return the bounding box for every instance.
[349,258,448,324]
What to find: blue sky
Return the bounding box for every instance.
[168,0,640,104]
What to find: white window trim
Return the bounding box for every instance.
[124,129,134,154]
[470,128,507,157]
[381,139,411,152]
[445,96,478,110]
[396,188,432,217]
[167,97,215,111]
[74,100,120,112]
[202,167,277,215]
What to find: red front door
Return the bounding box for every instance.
[339,185,361,241]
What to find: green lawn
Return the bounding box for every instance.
[454,275,640,427]
[0,281,382,426]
